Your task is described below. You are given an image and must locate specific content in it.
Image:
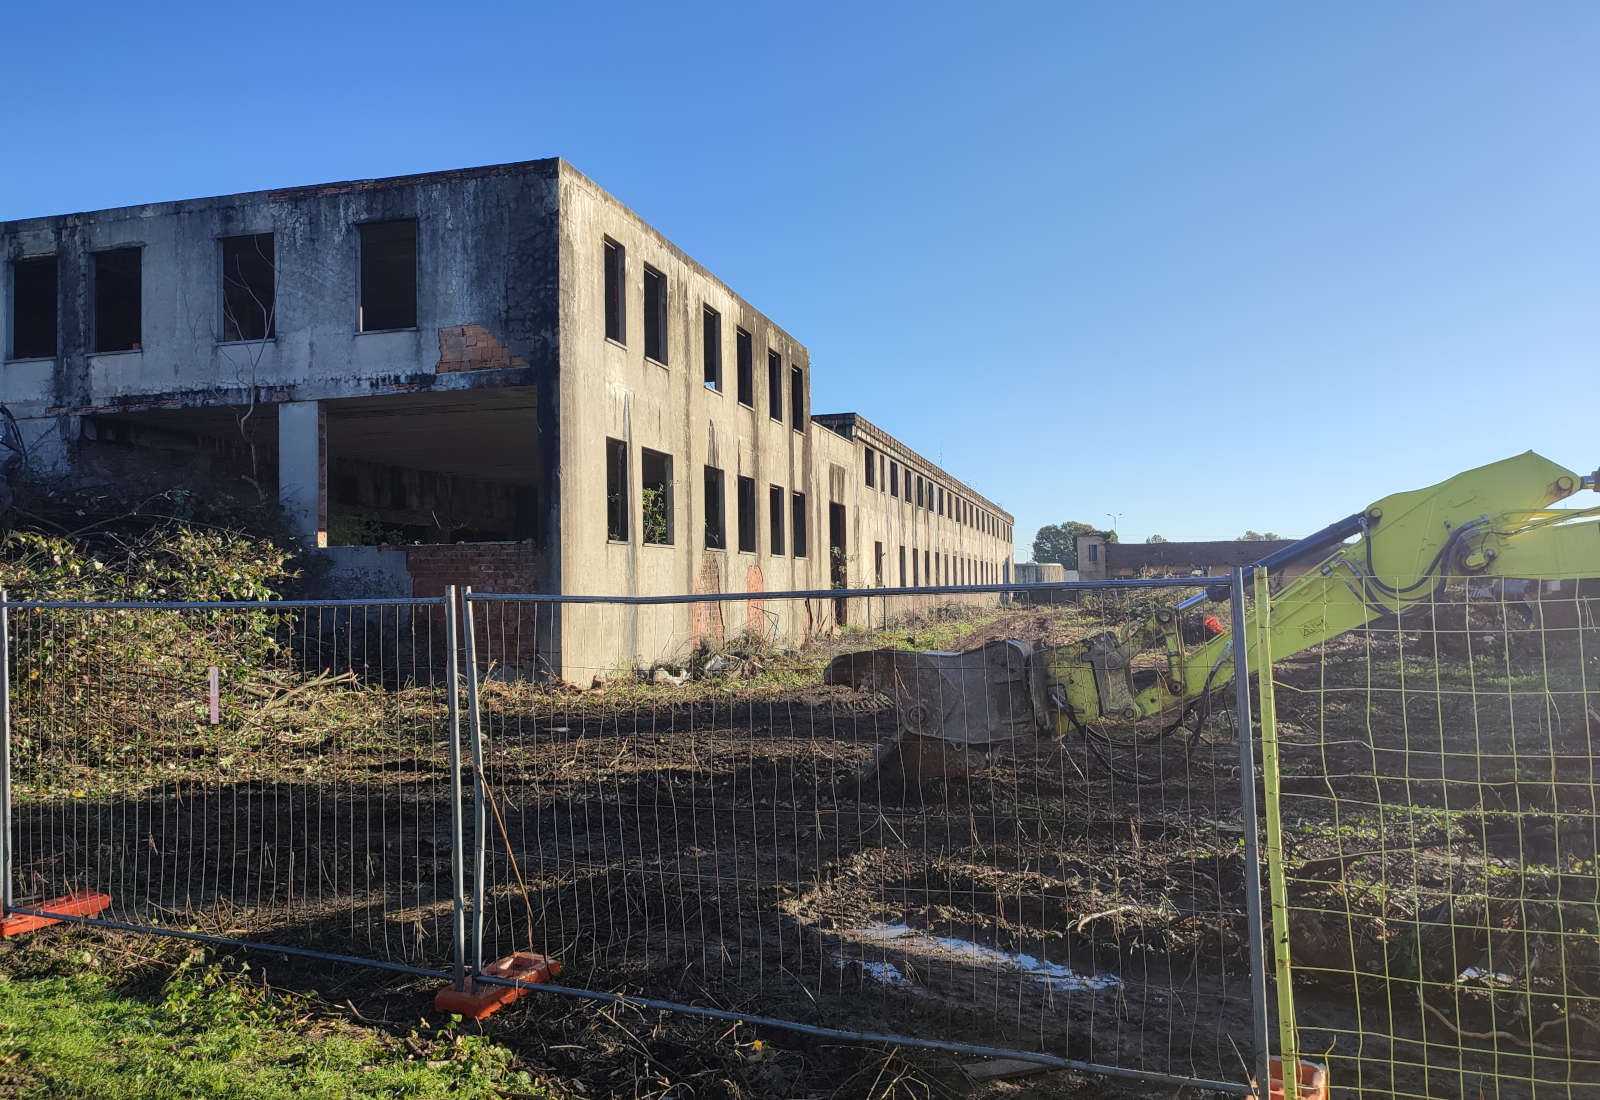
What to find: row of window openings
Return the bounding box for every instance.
[7,222,418,359]
[603,240,804,430]
[604,439,808,556]
[870,543,1005,588]
[861,445,1009,540]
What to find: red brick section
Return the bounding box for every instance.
[406,543,541,599]
[744,564,765,634]
[691,556,725,646]
[436,324,528,373]
[406,543,543,671]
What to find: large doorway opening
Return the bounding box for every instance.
[323,388,542,546]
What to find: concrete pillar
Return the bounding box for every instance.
[278,400,326,547]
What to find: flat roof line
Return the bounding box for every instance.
[812,411,1011,520]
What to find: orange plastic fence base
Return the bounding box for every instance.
[1,891,113,936]
[1266,1057,1328,1100]
[434,951,561,1020]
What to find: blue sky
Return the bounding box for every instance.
[4,2,1595,553]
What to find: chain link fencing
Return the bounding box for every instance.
[1258,571,1600,1099]
[13,572,1590,1096]
[461,581,1266,1092]
[1,596,464,979]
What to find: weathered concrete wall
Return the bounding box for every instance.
[553,163,822,677]
[2,159,1020,682]
[0,160,562,570]
[1014,561,1069,584]
[811,414,1014,624]
[316,545,413,598]
[1077,535,1108,580]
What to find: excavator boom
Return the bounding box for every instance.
[825,451,1600,784]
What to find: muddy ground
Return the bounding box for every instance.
[5,594,1599,1097]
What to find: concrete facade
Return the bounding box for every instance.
[811,413,1014,607]
[0,159,1014,678]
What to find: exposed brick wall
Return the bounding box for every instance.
[744,564,765,634]
[403,542,541,599]
[404,542,544,672]
[691,555,725,647]
[436,324,529,373]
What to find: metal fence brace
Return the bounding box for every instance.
[1,889,113,937]
[433,587,562,1021]
[434,950,561,1020]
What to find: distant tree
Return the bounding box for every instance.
[1238,530,1284,541]
[1145,534,1168,544]
[1032,521,1118,570]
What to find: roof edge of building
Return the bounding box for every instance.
[812,411,1011,520]
[557,160,810,355]
[3,157,564,228]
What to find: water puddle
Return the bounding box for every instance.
[845,923,1121,992]
[858,959,915,988]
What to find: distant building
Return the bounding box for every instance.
[1011,560,1073,604]
[1075,535,1303,581]
[1013,561,1070,584]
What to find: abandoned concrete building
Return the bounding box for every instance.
[811,413,1012,591]
[0,158,1014,677]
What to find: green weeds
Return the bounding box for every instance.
[0,954,545,1100]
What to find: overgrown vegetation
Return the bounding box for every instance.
[0,485,304,795]
[641,484,669,544]
[0,484,294,603]
[841,601,1021,652]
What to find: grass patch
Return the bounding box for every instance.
[838,602,1027,653]
[0,954,545,1100]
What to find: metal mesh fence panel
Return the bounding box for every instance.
[3,597,462,976]
[1261,574,1600,1099]
[464,582,1262,1091]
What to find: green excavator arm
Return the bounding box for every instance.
[1059,450,1600,733]
[824,451,1600,782]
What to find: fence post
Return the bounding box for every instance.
[444,586,467,993]
[1254,567,1299,1094]
[0,589,10,921]
[1230,568,1272,1096]
[460,587,488,989]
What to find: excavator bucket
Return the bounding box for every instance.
[823,638,1050,789]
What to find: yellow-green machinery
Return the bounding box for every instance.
[824,451,1600,784]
